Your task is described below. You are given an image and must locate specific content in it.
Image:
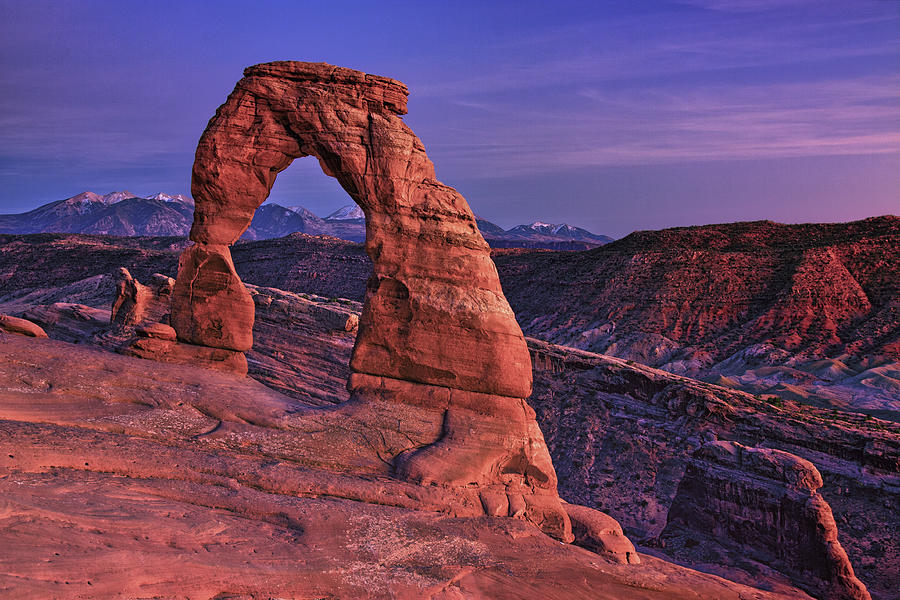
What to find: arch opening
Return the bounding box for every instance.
[265,156,358,219]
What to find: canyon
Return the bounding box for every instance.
[2,231,897,598]
[0,61,896,599]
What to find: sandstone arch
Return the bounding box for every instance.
[170,62,570,540]
[172,61,530,398]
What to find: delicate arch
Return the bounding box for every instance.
[172,62,531,398]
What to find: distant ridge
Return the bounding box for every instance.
[0,192,613,249]
[0,191,194,237]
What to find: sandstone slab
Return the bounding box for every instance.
[121,336,248,376]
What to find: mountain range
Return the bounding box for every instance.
[0,191,613,249]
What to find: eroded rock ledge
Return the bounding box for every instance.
[662,441,871,600]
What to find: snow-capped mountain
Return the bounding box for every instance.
[505,221,613,244]
[0,191,193,236]
[325,204,365,222]
[146,192,194,206]
[100,191,139,205]
[1,192,613,248]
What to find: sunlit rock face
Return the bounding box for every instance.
[168,61,570,540]
[176,61,531,397]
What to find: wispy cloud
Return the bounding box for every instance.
[418,73,900,177]
[407,3,900,178]
[0,0,897,222]
[675,0,824,13]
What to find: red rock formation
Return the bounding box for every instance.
[0,314,48,338]
[174,61,530,397]
[122,336,249,376]
[108,265,249,375]
[135,322,177,341]
[662,441,871,600]
[564,502,640,564]
[171,244,254,352]
[111,267,174,327]
[164,61,567,539]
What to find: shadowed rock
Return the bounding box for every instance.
[663,441,871,600]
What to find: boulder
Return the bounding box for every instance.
[564,502,640,564]
[111,268,174,328]
[0,314,48,338]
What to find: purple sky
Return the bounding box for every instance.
[1,0,898,237]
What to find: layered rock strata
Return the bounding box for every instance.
[166,61,569,539]
[662,441,871,600]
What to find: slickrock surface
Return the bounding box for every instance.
[662,441,870,600]
[0,335,803,600]
[1,232,897,597]
[21,302,110,342]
